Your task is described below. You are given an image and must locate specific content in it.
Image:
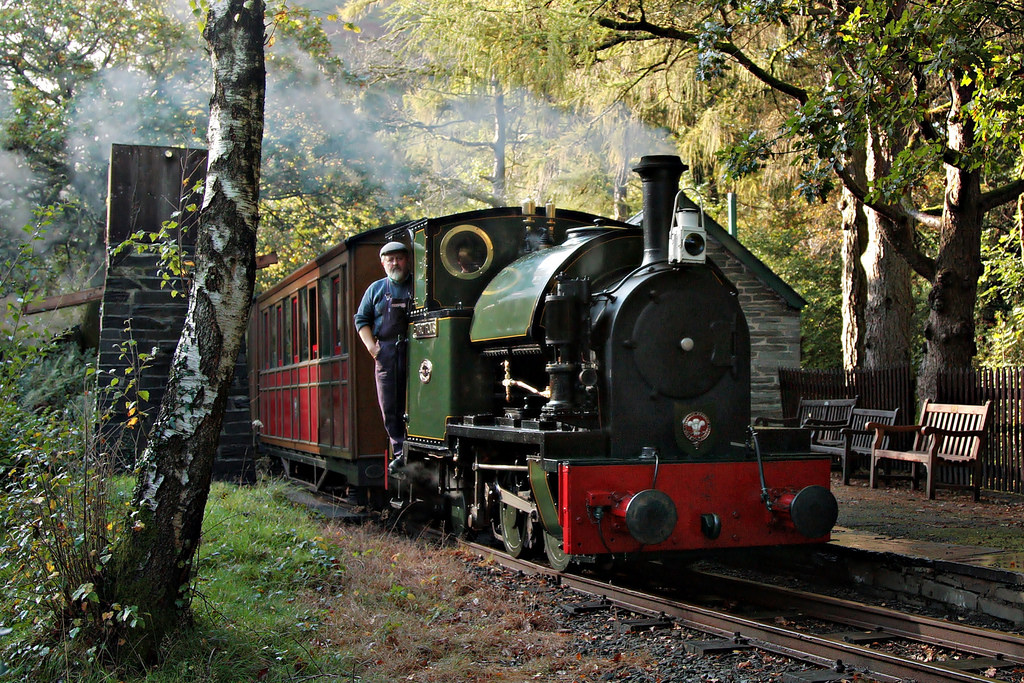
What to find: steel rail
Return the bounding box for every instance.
[463,542,1016,683]
[679,569,1024,663]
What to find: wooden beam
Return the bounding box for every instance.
[25,252,276,315]
[24,286,106,315]
[256,251,278,269]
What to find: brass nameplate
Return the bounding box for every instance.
[412,320,437,339]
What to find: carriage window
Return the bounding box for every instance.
[338,266,348,355]
[262,310,270,370]
[319,275,334,357]
[307,285,318,360]
[274,304,282,367]
[440,224,494,280]
[284,298,294,365]
[299,289,309,362]
[292,295,300,364]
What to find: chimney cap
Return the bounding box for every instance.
[632,155,688,176]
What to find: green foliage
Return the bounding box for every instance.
[162,482,349,682]
[0,216,161,678]
[976,209,1024,367]
[16,345,91,416]
[717,0,1023,208]
[0,362,136,678]
[196,484,345,601]
[0,479,350,681]
[0,340,160,676]
[266,1,349,78]
[727,199,844,369]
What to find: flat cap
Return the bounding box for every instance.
[380,241,409,257]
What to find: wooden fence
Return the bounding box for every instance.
[778,365,1024,495]
[778,365,916,426]
[937,368,1024,494]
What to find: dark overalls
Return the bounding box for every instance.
[375,279,409,463]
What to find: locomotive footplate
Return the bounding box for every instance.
[445,421,837,557]
[446,421,607,463]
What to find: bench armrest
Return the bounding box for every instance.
[865,421,921,451]
[864,422,920,435]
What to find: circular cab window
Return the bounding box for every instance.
[440,225,494,280]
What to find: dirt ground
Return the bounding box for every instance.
[830,472,1024,555]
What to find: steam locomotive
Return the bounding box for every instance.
[249,155,838,569]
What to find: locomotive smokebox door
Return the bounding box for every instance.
[602,263,751,458]
[630,279,738,399]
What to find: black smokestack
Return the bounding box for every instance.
[632,155,687,266]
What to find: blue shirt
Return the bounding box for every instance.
[354,276,413,338]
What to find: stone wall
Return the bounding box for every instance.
[706,238,801,420]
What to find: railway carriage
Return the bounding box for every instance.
[249,231,394,490]
[251,155,838,569]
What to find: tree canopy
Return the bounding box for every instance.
[3,0,1023,371]
[370,0,1024,385]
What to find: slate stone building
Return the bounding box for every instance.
[97,144,254,478]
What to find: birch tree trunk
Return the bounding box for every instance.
[104,0,265,663]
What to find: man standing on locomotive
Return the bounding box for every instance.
[355,241,412,475]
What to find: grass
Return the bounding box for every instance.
[3,480,601,682]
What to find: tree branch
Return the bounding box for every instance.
[413,128,495,149]
[595,15,808,104]
[833,163,937,280]
[980,179,1024,213]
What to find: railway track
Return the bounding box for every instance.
[463,541,1024,683]
[293,485,1024,681]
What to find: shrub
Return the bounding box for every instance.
[0,211,151,678]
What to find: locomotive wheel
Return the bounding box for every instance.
[499,502,525,557]
[543,531,570,571]
[595,554,616,573]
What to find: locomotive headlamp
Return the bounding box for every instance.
[684,232,706,257]
[668,193,707,265]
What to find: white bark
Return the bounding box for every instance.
[104,0,265,661]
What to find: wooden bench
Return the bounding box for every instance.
[807,407,899,485]
[868,400,992,501]
[754,397,858,436]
